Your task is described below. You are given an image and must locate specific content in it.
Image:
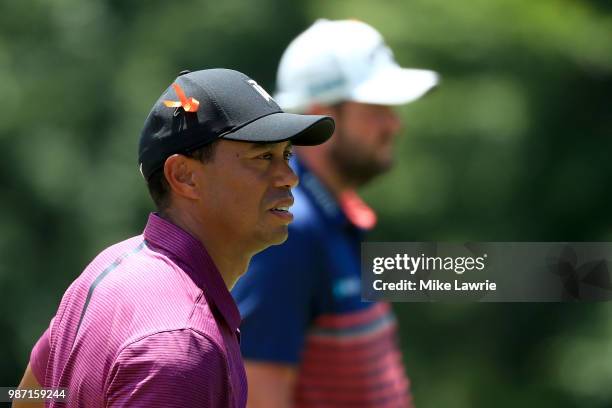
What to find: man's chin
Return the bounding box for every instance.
[335,156,394,187]
[351,165,392,186]
[254,227,289,253]
[268,227,289,246]
[268,225,289,246]
[374,155,394,174]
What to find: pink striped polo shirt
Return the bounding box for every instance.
[29,213,247,407]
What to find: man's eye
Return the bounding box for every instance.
[257,151,293,161]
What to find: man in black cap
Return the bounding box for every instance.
[15,69,334,408]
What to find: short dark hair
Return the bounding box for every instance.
[146,141,218,212]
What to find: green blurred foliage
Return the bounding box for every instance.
[1,0,611,407]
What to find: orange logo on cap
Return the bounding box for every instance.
[163,83,199,112]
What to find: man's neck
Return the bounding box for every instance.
[160,209,250,290]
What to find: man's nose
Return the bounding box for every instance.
[385,108,402,134]
[275,161,299,189]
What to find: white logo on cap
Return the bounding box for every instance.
[247,80,274,103]
[139,163,145,179]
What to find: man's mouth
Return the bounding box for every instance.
[268,198,294,222]
[270,206,291,212]
[268,197,294,210]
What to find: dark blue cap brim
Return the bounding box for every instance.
[221,112,335,146]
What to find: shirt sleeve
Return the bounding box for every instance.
[29,316,55,385]
[105,329,230,408]
[232,227,324,364]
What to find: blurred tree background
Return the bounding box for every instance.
[1,0,611,406]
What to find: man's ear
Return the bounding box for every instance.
[163,154,200,200]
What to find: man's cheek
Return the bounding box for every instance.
[231,188,260,215]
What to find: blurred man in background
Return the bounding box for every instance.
[232,19,439,408]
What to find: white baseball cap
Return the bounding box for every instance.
[275,19,440,112]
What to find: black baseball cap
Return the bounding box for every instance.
[138,68,335,179]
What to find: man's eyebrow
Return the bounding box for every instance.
[248,142,293,151]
